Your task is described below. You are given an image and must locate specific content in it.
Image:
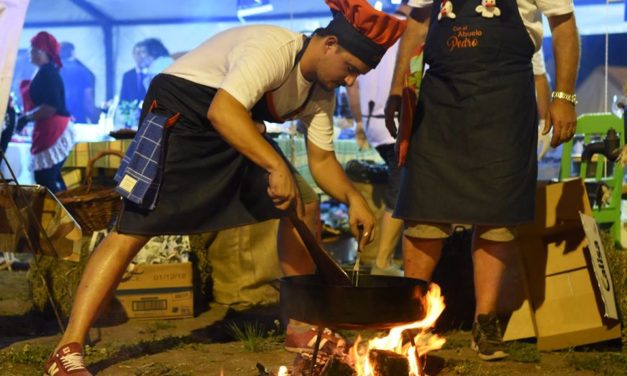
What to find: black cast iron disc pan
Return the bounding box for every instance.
[280,274,428,330]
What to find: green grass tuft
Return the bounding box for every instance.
[0,343,51,365]
[225,320,284,353]
[507,341,541,363]
[226,321,268,352]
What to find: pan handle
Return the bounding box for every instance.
[288,210,352,286]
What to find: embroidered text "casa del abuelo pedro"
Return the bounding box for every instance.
[447,25,483,51]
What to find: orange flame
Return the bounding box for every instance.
[352,283,446,376]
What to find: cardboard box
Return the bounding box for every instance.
[534,268,621,350]
[503,179,621,349]
[113,262,193,319]
[529,178,591,231]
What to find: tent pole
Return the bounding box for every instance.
[104,24,114,100]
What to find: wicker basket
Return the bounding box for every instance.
[58,150,124,233]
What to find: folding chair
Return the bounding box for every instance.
[559,112,624,246]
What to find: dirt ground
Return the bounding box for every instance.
[0,268,625,376]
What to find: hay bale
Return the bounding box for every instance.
[27,232,219,319]
[189,232,217,310]
[27,237,91,318]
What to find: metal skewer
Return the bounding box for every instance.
[351,228,364,286]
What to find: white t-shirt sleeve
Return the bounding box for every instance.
[535,0,574,17]
[300,92,336,151]
[220,42,293,111]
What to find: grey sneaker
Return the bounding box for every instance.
[370,263,403,277]
[470,313,509,361]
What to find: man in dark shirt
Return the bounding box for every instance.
[59,42,98,123]
[119,41,150,103]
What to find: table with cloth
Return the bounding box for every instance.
[61,134,384,308]
[63,135,383,192]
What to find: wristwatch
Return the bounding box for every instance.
[551,91,578,106]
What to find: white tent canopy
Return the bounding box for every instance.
[16,0,344,107]
[12,0,627,111]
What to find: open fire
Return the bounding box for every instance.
[274,283,446,376]
[350,283,446,376]
[229,284,445,375]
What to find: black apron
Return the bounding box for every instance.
[117,38,313,235]
[394,0,537,226]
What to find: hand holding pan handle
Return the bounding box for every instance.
[287,210,352,286]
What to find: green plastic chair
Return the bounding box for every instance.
[559,112,624,246]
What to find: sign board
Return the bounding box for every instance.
[579,212,619,320]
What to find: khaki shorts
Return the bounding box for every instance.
[404,222,517,242]
[294,172,318,204]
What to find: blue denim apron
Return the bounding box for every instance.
[394,0,537,225]
[116,38,315,235]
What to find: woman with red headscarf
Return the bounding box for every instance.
[17,31,74,193]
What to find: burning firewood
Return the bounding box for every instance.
[293,351,331,375]
[368,349,410,376]
[320,355,355,376]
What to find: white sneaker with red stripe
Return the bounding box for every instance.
[44,342,92,376]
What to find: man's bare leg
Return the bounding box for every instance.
[56,232,150,349]
[402,235,444,281]
[472,237,516,317]
[470,235,514,360]
[373,210,404,269]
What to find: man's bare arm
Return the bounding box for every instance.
[208,89,301,213]
[535,73,551,121]
[390,6,431,97]
[385,6,431,137]
[307,141,375,248]
[545,12,580,147]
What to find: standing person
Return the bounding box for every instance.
[345,0,413,277]
[59,42,98,123]
[385,0,579,361]
[143,37,174,80]
[118,41,150,103]
[17,31,74,193]
[44,0,405,374]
